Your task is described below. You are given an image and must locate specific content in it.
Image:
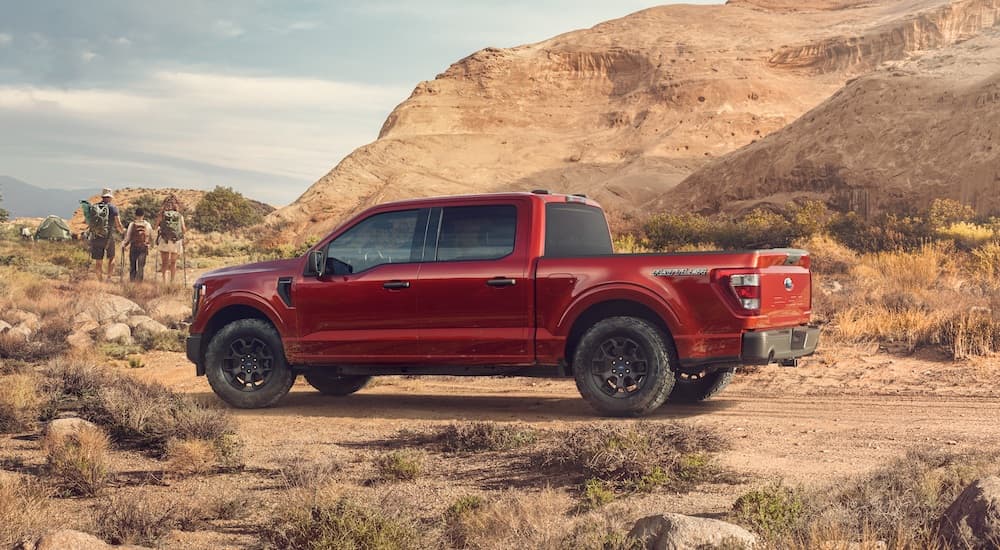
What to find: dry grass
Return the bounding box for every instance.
[443,488,568,550]
[0,373,44,433]
[261,491,426,550]
[734,450,1000,549]
[94,491,197,546]
[164,438,217,477]
[374,450,424,482]
[0,474,50,548]
[275,454,343,489]
[43,421,111,496]
[543,422,731,493]
[433,422,539,452]
[0,316,72,362]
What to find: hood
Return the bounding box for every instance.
[197,258,299,282]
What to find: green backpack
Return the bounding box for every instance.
[160,210,183,242]
[81,201,110,239]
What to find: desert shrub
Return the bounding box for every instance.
[43,422,111,496]
[164,438,217,476]
[644,212,716,250]
[120,193,163,226]
[441,489,566,550]
[944,308,1000,359]
[94,492,194,546]
[435,422,538,452]
[544,422,729,493]
[577,478,616,512]
[207,493,253,520]
[0,475,49,547]
[100,342,144,360]
[971,241,1000,280]
[560,519,644,550]
[928,198,976,228]
[261,495,423,550]
[793,234,856,275]
[613,233,650,254]
[717,208,795,249]
[0,317,72,362]
[937,221,995,250]
[829,211,934,252]
[135,329,186,352]
[732,482,806,539]
[275,455,343,488]
[0,373,44,433]
[192,186,264,233]
[374,450,424,482]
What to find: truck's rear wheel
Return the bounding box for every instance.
[669,368,735,403]
[572,316,675,417]
[205,319,295,409]
[304,371,371,396]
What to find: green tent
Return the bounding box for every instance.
[34,215,72,241]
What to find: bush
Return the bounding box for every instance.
[928,198,976,229]
[578,478,616,512]
[937,221,995,250]
[94,492,193,546]
[275,455,343,488]
[374,450,424,482]
[121,193,163,226]
[261,496,423,550]
[192,186,264,233]
[435,422,538,452]
[0,476,49,548]
[0,373,44,433]
[644,212,716,250]
[543,422,729,493]
[732,482,806,539]
[43,422,111,496]
[438,489,566,550]
[164,438,217,477]
[0,317,72,362]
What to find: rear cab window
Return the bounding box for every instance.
[432,205,517,261]
[544,202,613,257]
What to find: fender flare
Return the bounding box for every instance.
[556,282,685,339]
[202,291,290,337]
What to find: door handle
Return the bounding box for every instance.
[383,280,410,290]
[486,277,516,287]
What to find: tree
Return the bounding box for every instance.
[192,186,263,233]
[0,192,8,222]
[121,193,162,226]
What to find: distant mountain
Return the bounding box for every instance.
[0,176,101,219]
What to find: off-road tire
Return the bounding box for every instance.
[303,371,371,396]
[205,319,295,408]
[669,368,735,403]
[572,316,676,417]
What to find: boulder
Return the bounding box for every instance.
[147,296,190,325]
[627,513,757,550]
[6,309,40,330]
[102,323,133,345]
[46,417,99,440]
[67,330,94,349]
[30,529,151,550]
[7,323,32,342]
[939,476,1000,547]
[126,315,155,330]
[81,293,144,324]
[128,315,169,340]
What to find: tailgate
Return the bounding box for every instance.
[756,249,812,326]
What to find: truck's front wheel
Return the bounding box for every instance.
[205,319,295,409]
[304,371,371,396]
[572,317,675,417]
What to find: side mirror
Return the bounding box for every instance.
[305,250,325,277]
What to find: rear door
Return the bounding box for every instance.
[291,208,429,363]
[415,201,533,364]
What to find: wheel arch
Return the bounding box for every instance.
[195,303,283,375]
[563,297,678,374]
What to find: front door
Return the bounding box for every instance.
[291,208,428,364]
[416,202,532,364]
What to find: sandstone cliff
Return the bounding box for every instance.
[271,0,1000,239]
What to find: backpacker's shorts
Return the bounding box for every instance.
[90,236,116,260]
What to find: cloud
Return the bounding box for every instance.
[286,21,320,31]
[0,33,11,46]
[0,70,410,204]
[80,50,98,63]
[213,19,245,38]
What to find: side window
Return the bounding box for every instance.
[435,205,516,262]
[326,209,423,273]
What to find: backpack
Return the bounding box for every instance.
[160,210,183,242]
[130,223,148,248]
[82,201,110,239]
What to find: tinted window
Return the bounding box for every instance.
[327,209,423,273]
[435,205,517,261]
[544,203,613,257]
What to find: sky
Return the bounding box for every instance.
[0,0,681,206]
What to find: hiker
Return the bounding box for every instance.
[83,188,125,282]
[122,207,153,282]
[154,195,187,284]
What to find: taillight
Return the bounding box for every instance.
[728,273,760,313]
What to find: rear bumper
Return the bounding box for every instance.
[186,335,204,376]
[741,325,820,366]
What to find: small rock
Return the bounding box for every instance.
[939,476,1000,547]
[46,418,99,440]
[102,322,133,345]
[628,513,757,550]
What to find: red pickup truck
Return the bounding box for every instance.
[187,191,818,416]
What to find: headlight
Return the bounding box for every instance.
[192,283,206,319]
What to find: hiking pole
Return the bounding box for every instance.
[120,244,126,282]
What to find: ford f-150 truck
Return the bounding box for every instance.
[187,191,819,416]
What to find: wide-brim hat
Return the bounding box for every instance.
[101,188,113,198]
